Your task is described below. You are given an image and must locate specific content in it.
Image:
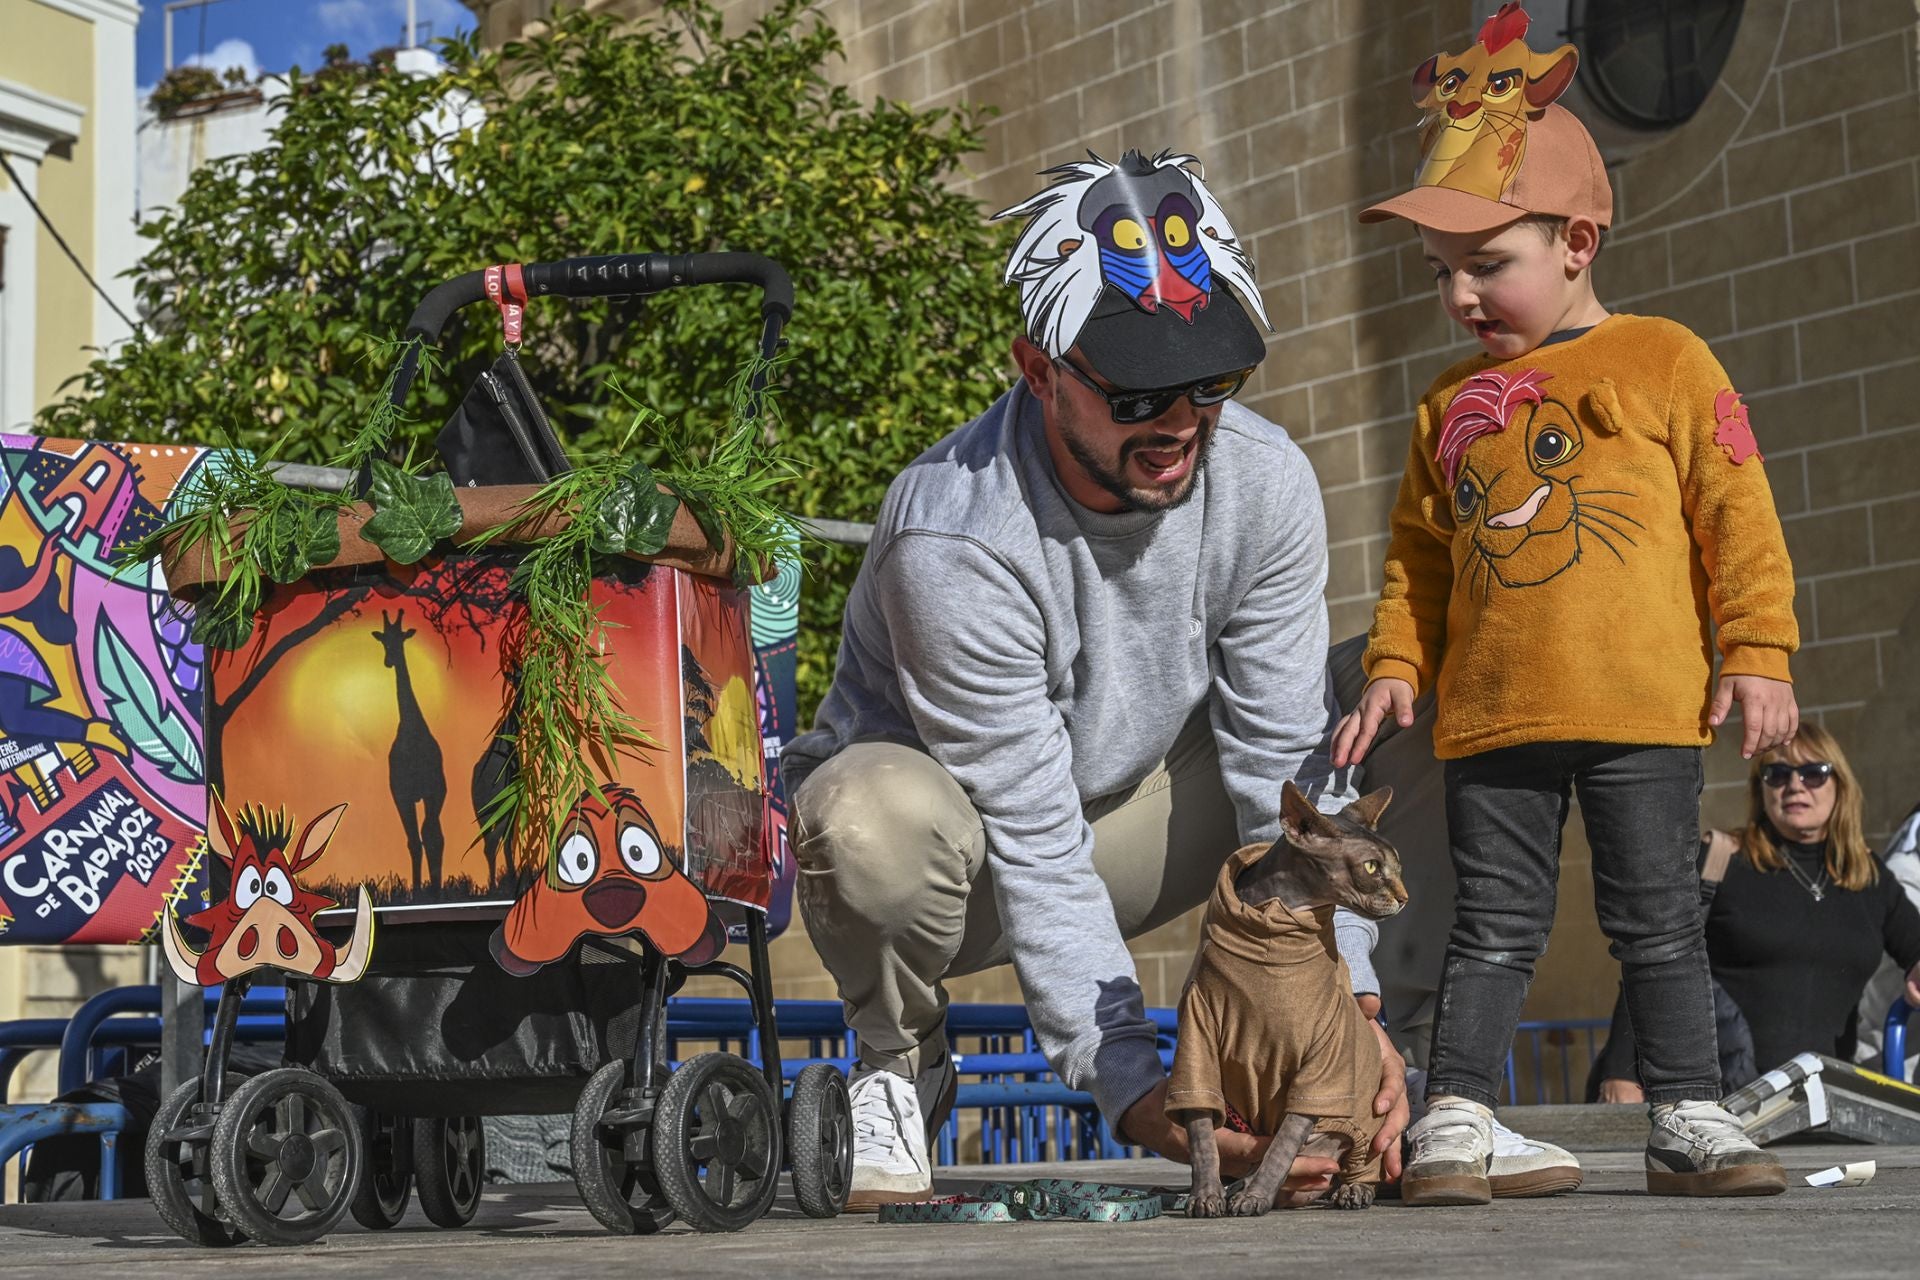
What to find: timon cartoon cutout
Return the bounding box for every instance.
[1411,2,1578,200]
[163,798,374,985]
[489,785,726,976]
[1438,368,1642,596]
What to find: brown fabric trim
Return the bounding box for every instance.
[161,482,751,594]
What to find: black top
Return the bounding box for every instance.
[1536,324,1600,348]
[1706,838,1920,1069]
[1594,837,1920,1087]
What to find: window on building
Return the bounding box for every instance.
[1566,0,1746,129]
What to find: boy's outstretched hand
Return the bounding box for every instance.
[1709,674,1798,758]
[1332,677,1415,768]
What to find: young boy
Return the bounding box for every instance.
[1333,4,1799,1204]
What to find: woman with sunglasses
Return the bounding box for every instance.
[1594,724,1920,1100]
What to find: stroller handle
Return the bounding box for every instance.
[402,252,794,343]
[386,252,793,420]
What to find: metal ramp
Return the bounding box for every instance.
[1725,1052,1920,1145]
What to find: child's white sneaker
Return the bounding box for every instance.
[1645,1100,1786,1196]
[1488,1115,1583,1197]
[1402,1095,1494,1206]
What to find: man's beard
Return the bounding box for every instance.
[1055,387,1214,513]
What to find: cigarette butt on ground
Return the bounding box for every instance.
[1805,1161,1876,1188]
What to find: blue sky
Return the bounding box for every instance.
[136,0,475,91]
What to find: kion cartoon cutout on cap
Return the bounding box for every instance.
[992,149,1270,358]
[1411,3,1578,202]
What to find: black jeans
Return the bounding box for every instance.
[1426,742,1720,1107]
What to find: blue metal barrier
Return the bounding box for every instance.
[660,998,1564,1164]
[0,985,286,1204]
[0,1014,285,1101]
[56,985,286,1095]
[0,1104,130,1201]
[1502,1017,1609,1106]
[1885,998,1914,1081]
[0,1021,77,1102]
[660,995,1135,1164]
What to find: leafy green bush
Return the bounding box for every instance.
[48,0,1018,718]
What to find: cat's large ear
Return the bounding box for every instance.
[1343,787,1394,830]
[1280,780,1339,844]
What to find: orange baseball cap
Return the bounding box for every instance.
[1360,103,1614,234]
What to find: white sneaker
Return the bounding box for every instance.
[1402,1096,1494,1206]
[1487,1116,1583,1197]
[1645,1100,1786,1197]
[846,1067,932,1209]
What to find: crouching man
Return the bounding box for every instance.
[783,149,1408,1208]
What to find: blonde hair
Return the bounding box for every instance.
[1739,722,1875,890]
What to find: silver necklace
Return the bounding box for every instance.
[1781,852,1829,902]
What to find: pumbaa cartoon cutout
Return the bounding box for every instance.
[489,785,726,976]
[163,798,375,985]
[1411,3,1578,200]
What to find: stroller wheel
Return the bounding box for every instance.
[651,1052,781,1233]
[349,1108,415,1230]
[145,1075,245,1247]
[209,1067,363,1246]
[787,1063,853,1218]
[570,1060,675,1235]
[412,1113,486,1227]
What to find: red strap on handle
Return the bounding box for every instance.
[484,263,528,345]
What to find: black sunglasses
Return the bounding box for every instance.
[1761,761,1834,790]
[1053,355,1253,425]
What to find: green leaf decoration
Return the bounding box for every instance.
[261,501,342,583]
[306,502,343,569]
[192,589,256,649]
[260,514,304,584]
[93,618,205,784]
[590,462,681,557]
[360,458,461,564]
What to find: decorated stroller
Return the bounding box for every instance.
[126,253,849,1244]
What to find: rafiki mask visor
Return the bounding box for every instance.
[992,149,1271,390]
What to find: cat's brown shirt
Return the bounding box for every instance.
[1165,840,1387,1183]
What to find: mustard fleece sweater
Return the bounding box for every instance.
[1363,315,1798,759]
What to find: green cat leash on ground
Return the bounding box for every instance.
[877,1178,1197,1223]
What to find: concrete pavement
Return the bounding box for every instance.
[1,1144,1913,1278]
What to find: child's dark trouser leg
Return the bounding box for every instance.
[1425,744,1568,1105]
[1226,1113,1317,1217]
[1575,744,1719,1100]
[1182,1113,1226,1217]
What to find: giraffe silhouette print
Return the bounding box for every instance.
[375,610,448,891]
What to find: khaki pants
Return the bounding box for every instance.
[791,708,1238,1076]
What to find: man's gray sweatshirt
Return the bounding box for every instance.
[785,383,1373,1126]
